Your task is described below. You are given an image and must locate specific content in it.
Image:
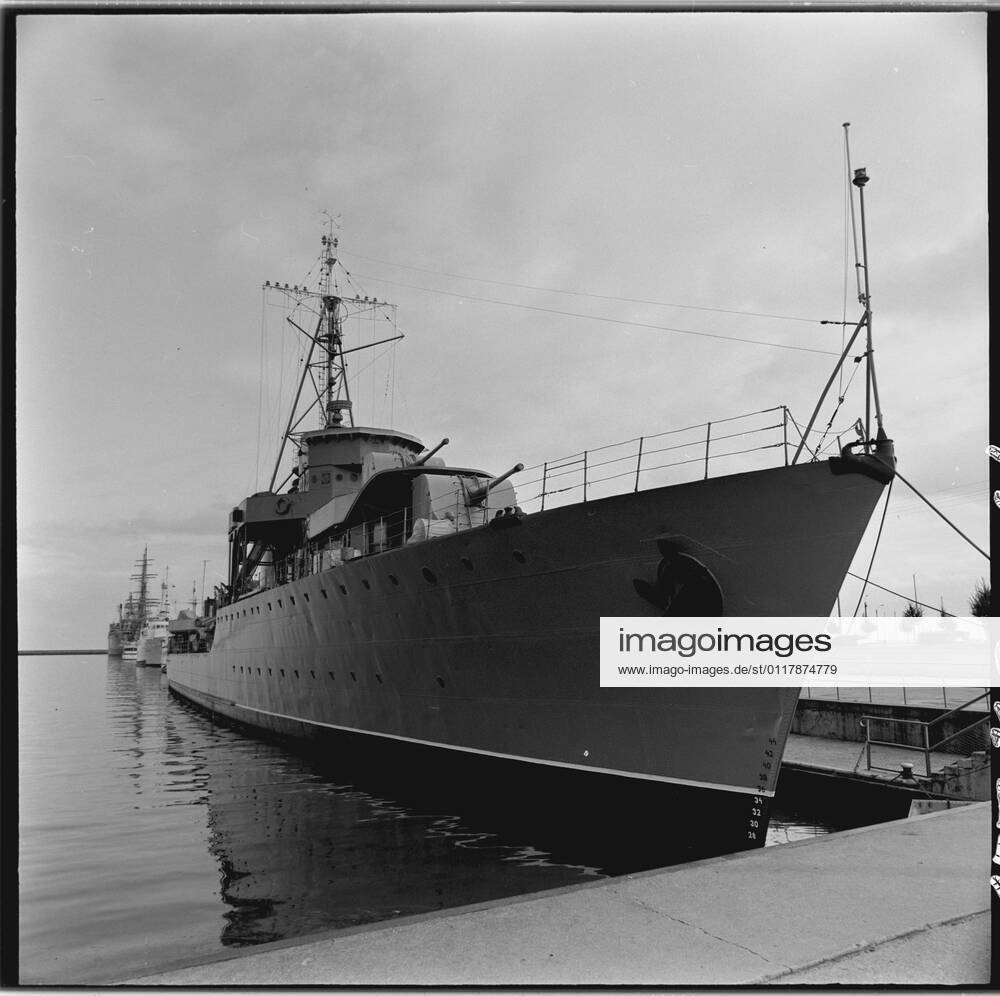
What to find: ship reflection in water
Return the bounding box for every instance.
[169,683,898,951]
[19,656,908,984]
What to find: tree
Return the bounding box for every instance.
[969,579,990,616]
[903,602,923,617]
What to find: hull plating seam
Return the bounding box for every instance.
[168,678,775,797]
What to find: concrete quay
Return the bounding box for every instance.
[126,802,989,986]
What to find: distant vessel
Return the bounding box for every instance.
[116,547,154,663]
[107,613,123,656]
[136,571,171,667]
[167,166,895,859]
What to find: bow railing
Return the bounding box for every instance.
[516,405,792,512]
[261,404,799,585]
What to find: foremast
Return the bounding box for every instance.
[265,221,404,495]
[792,125,894,478]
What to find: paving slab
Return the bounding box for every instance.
[125,802,989,986]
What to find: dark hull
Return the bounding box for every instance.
[171,685,781,873]
[167,459,884,836]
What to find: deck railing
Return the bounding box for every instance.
[516,405,792,512]
[263,404,796,586]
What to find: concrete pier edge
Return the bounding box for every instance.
[122,802,990,987]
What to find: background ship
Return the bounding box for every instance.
[136,571,172,667]
[109,548,155,662]
[167,168,894,860]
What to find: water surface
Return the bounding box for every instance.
[18,654,879,984]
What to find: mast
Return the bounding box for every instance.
[159,567,170,617]
[852,165,886,448]
[264,220,405,492]
[129,547,154,626]
[319,226,353,429]
[792,128,889,466]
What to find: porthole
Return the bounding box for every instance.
[320,589,328,599]
[435,675,445,688]
[280,669,285,677]
[290,596,296,606]
[350,671,357,681]
[375,673,383,684]
[422,567,438,584]
[388,574,399,586]
[232,665,236,672]
[513,549,526,564]
[257,668,261,675]
[278,599,283,608]
[293,670,299,678]
[268,602,272,611]
[268,668,273,676]
[303,592,310,603]
[327,671,335,680]
[461,557,474,571]
[361,579,371,590]
[339,584,348,596]
[310,670,316,679]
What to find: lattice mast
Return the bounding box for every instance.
[318,227,353,429]
[266,220,404,493]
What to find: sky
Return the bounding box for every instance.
[16,11,989,648]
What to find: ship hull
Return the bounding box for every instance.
[170,684,783,867]
[136,635,166,667]
[107,628,123,656]
[167,459,885,849]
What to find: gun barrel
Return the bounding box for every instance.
[413,437,450,466]
[468,463,524,504]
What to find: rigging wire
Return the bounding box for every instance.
[784,410,819,461]
[813,350,865,456]
[340,248,824,325]
[844,573,955,617]
[893,470,990,561]
[345,269,841,357]
[851,477,894,617]
[346,342,399,396]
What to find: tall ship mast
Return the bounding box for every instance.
[165,159,895,862]
[120,547,155,663]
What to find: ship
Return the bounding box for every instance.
[136,571,172,667]
[166,166,895,861]
[108,590,143,657]
[107,611,124,656]
[119,547,154,662]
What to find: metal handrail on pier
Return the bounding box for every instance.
[861,690,990,777]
